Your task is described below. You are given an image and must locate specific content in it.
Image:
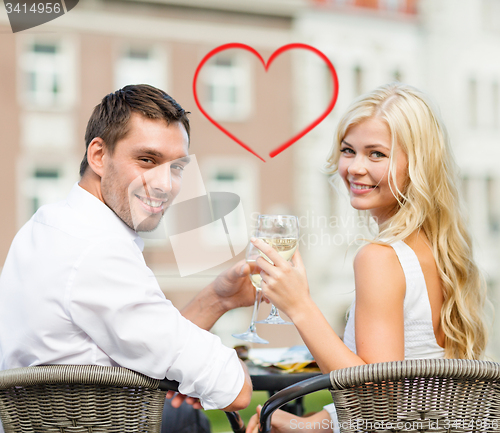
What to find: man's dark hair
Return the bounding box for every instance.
[80,84,190,177]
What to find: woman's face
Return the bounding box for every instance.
[338,117,408,225]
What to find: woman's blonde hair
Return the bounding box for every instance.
[325,82,490,360]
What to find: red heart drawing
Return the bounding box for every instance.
[193,43,339,162]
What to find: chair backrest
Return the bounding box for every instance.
[0,365,166,433]
[258,359,500,433]
[329,359,500,433]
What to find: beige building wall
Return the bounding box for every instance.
[0,25,19,263]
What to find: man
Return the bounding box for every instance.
[0,85,253,432]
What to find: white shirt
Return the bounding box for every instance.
[0,183,244,412]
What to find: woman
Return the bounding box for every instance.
[247,83,490,433]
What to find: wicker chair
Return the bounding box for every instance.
[0,365,168,433]
[259,359,500,433]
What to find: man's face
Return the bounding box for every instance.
[100,113,190,232]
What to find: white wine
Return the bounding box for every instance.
[250,273,262,289]
[257,237,298,263]
[253,215,299,325]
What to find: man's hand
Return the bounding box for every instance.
[180,259,257,330]
[212,259,256,312]
[166,391,203,409]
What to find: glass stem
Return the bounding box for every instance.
[268,305,280,318]
[248,289,262,333]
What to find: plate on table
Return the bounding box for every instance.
[247,345,319,373]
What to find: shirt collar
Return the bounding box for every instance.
[66,182,145,252]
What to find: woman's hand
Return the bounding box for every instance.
[246,406,333,433]
[246,406,299,433]
[251,238,312,322]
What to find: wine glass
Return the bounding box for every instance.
[255,214,299,325]
[231,242,269,344]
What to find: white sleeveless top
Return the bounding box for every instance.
[343,239,445,359]
[324,240,445,426]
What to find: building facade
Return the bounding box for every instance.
[1,0,500,354]
[294,0,500,357]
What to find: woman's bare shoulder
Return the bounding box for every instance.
[354,242,400,269]
[353,242,405,297]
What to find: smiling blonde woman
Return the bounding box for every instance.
[327,83,489,360]
[246,82,491,433]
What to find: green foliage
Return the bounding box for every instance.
[204,390,333,432]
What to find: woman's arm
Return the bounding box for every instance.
[353,243,405,363]
[246,406,333,433]
[252,238,406,372]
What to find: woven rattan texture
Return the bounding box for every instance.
[0,365,166,433]
[329,359,500,433]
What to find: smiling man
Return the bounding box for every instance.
[0,85,253,433]
[80,97,192,233]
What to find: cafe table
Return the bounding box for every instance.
[245,355,322,416]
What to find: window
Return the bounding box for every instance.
[21,113,75,150]
[353,65,363,97]
[209,172,241,225]
[20,39,75,108]
[18,157,77,226]
[26,168,64,215]
[202,158,258,245]
[205,171,245,247]
[461,175,469,208]
[381,0,405,12]
[115,46,167,90]
[487,176,500,233]
[393,69,403,82]
[159,158,255,276]
[468,78,478,128]
[324,62,336,107]
[202,53,252,121]
[483,0,500,32]
[492,81,499,129]
[312,0,353,5]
